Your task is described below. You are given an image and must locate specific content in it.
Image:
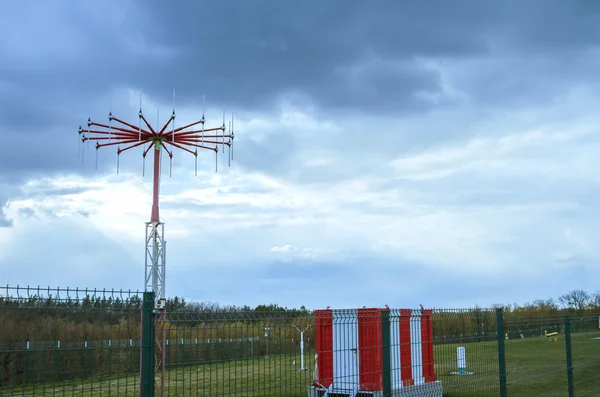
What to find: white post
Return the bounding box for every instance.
[293,324,311,371]
[300,331,305,369]
[457,346,466,375]
[264,328,270,358]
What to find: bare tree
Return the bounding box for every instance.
[589,291,600,312]
[558,290,590,314]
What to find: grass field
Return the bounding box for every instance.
[4,331,600,396]
[435,331,600,397]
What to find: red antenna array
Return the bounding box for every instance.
[79,93,234,177]
[78,92,235,397]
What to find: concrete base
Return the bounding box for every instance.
[308,388,374,397]
[308,381,443,397]
[387,382,443,397]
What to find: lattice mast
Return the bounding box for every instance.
[78,92,235,397]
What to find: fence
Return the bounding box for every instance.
[1,286,599,396]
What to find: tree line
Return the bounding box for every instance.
[500,289,600,316]
[2,288,597,316]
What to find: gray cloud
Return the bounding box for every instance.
[161,200,259,214]
[2,0,600,182]
[132,0,600,113]
[21,185,96,198]
[233,131,296,175]
[136,1,489,110]
[0,182,20,227]
[17,208,35,220]
[0,216,11,228]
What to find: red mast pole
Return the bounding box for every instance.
[151,144,161,223]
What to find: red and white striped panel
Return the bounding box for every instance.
[314,309,360,390]
[314,308,436,392]
[389,309,436,388]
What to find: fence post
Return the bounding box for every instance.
[496,308,507,397]
[564,315,574,397]
[140,292,155,397]
[381,310,392,397]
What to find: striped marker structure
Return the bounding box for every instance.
[313,308,436,393]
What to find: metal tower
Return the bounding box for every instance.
[78,92,235,396]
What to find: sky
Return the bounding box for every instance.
[1,0,600,310]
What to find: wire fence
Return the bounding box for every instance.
[0,286,143,395]
[1,285,599,396]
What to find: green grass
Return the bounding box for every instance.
[4,332,600,396]
[436,331,600,397]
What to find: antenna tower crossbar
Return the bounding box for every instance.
[78,92,235,397]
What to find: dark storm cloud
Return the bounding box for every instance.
[3,0,600,121]
[131,0,492,112]
[134,0,600,113]
[2,0,600,187]
[0,1,165,180]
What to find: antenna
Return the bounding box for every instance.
[78,125,84,161]
[172,89,175,143]
[222,109,226,153]
[78,93,235,286]
[201,113,205,145]
[108,100,113,145]
[139,92,143,141]
[171,89,175,176]
[86,114,91,153]
[229,113,235,165]
[78,95,235,397]
[142,142,152,178]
